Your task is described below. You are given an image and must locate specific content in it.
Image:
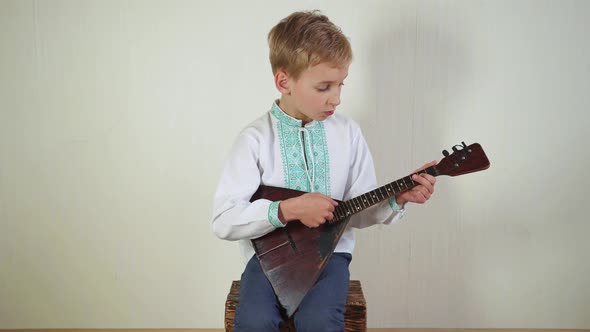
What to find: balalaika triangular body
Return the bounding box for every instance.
[250,185,352,318]
[250,142,490,318]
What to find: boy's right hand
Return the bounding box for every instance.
[278,193,339,228]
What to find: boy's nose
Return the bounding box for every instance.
[328,94,341,106]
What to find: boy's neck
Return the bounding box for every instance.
[277,96,311,126]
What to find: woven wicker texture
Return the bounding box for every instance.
[224,280,366,332]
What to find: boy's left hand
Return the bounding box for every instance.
[395,160,437,206]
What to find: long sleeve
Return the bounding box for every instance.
[211,129,277,241]
[345,125,406,229]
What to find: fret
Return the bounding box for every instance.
[334,206,343,220]
[395,182,401,193]
[397,179,406,191]
[350,197,358,213]
[383,184,391,197]
[377,187,385,200]
[353,197,362,211]
[369,190,378,204]
[339,205,347,219]
[340,205,347,219]
[356,195,363,209]
[363,193,373,207]
[344,203,352,217]
[339,204,347,218]
[365,191,372,204]
[354,197,363,212]
[404,176,414,188]
[345,200,354,215]
[351,199,359,213]
[350,197,358,211]
[394,182,401,194]
[385,183,395,196]
[393,180,401,192]
[381,186,389,199]
[359,195,369,208]
[353,196,361,209]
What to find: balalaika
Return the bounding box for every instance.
[250,142,490,317]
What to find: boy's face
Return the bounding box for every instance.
[281,61,349,124]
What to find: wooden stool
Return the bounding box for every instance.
[224,279,367,332]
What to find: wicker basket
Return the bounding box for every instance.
[224,280,367,332]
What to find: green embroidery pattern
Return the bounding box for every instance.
[268,201,284,228]
[388,197,401,211]
[271,103,331,196]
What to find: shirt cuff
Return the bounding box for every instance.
[268,201,285,228]
[388,197,406,219]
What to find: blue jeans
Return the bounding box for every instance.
[234,252,352,332]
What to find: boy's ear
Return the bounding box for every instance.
[274,69,291,95]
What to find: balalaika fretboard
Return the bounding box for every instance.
[330,165,438,222]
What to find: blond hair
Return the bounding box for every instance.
[268,10,353,79]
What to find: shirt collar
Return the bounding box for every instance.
[270,100,318,128]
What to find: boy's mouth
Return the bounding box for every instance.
[325,111,334,116]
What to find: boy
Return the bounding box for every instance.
[212,10,436,332]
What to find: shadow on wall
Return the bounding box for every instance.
[352,5,484,326]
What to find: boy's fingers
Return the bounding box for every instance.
[320,194,338,206]
[411,177,434,194]
[423,173,436,183]
[413,173,436,186]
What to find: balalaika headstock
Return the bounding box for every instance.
[435,142,490,176]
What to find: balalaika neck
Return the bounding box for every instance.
[330,165,439,222]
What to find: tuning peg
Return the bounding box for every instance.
[452,146,459,152]
[462,141,473,153]
[442,149,450,157]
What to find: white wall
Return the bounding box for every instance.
[1,0,588,329]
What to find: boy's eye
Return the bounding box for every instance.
[316,82,344,92]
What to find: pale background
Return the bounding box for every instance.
[1,0,589,329]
